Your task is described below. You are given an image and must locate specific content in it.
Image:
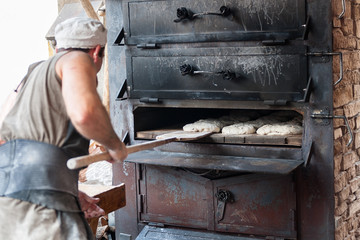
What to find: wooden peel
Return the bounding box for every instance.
[67,131,212,170]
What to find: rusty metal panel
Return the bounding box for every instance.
[139,165,210,229]
[122,0,306,44]
[213,174,296,238]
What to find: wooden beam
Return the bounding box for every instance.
[79,0,99,20]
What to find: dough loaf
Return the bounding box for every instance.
[256,123,303,136]
[222,123,256,135]
[183,119,223,133]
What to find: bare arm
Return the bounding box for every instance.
[58,51,127,161]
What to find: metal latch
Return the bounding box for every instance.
[311,110,353,146]
[139,97,161,103]
[215,189,234,222]
[306,52,343,86]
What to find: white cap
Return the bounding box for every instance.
[55,17,107,49]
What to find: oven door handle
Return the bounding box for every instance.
[174,6,231,22]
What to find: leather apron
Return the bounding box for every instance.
[0,139,79,197]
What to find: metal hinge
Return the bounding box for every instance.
[116,80,129,101]
[137,43,159,49]
[114,27,125,46]
[122,131,130,145]
[139,97,161,103]
[138,194,145,213]
[148,222,165,227]
[311,110,353,146]
[261,39,287,46]
[263,99,287,106]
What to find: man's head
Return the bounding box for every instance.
[54,17,107,49]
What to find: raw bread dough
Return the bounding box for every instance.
[222,123,256,135]
[183,119,224,133]
[182,112,303,135]
[246,117,282,129]
[256,123,303,135]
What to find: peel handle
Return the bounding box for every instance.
[67,137,177,169]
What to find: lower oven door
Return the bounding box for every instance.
[136,165,297,239]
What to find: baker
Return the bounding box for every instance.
[0,17,127,239]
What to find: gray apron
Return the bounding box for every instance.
[0,139,95,240]
[0,139,79,196]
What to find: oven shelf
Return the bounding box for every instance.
[136,129,302,147]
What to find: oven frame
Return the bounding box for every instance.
[106,0,335,239]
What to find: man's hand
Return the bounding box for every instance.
[78,190,105,219]
[107,141,128,163]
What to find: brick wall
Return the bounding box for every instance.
[333,0,360,239]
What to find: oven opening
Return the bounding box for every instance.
[133,107,303,147]
[127,107,305,177]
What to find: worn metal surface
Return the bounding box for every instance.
[296,0,335,238]
[136,226,265,240]
[213,174,296,238]
[138,166,296,238]
[126,150,303,174]
[122,0,305,44]
[138,165,210,229]
[126,46,307,101]
[107,0,335,239]
[107,1,140,239]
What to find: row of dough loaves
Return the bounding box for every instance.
[183,111,303,136]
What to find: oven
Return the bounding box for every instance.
[106,0,335,239]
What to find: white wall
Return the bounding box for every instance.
[0,1,57,106]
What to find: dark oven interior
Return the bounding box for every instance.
[133,107,303,147]
[125,106,305,179]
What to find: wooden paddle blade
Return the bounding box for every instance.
[156,131,212,141]
[126,137,177,154]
